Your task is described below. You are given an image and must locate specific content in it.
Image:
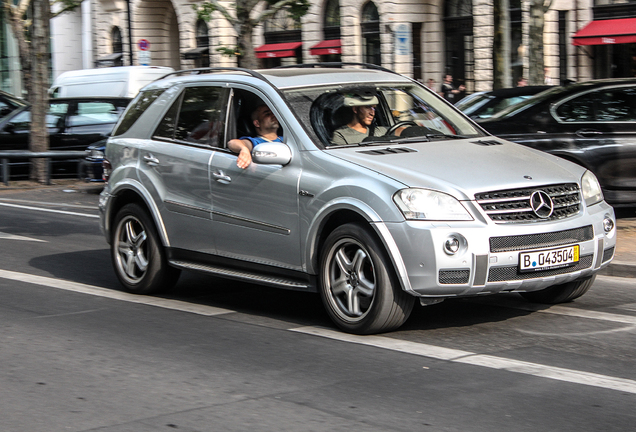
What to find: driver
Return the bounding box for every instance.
[331,94,389,145]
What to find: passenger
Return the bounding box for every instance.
[331,94,389,145]
[227,104,282,169]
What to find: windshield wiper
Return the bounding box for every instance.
[392,133,473,143]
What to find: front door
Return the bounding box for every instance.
[209,91,302,271]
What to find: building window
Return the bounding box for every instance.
[184,20,210,67]
[262,7,302,67]
[112,26,122,55]
[361,1,381,66]
[320,0,341,62]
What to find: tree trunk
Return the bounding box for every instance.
[236,0,259,69]
[493,0,511,89]
[30,0,50,183]
[527,0,546,85]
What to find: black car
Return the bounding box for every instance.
[478,78,636,205]
[455,85,553,119]
[0,96,129,178]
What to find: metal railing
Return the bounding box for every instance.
[0,150,87,186]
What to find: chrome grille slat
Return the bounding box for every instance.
[475,183,581,223]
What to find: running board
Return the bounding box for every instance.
[169,260,313,291]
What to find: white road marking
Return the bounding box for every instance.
[0,202,98,218]
[0,197,97,210]
[2,268,636,394]
[0,269,233,316]
[0,231,46,242]
[290,326,636,395]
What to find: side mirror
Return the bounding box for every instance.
[252,142,292,166]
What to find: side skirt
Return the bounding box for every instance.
[167,248,317,292]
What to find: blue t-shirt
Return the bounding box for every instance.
[241,136,283,147]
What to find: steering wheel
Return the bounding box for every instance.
[386,120,418,136]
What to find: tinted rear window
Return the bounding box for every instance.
[112,89,165,136]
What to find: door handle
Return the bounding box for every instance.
[143,154,159,166]
[576,129,603,138]
[212,170,231,184]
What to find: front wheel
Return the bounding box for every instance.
[111,203,180,294]
[520,275,596,304]
[319,223,415,334]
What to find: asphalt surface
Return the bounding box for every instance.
[2,179,636,431]
[1,179,634,278]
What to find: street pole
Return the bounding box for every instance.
[126,0,133,66]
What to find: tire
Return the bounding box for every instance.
[319,223,415,334]
[111,203,180,294]
[520,275,596,304]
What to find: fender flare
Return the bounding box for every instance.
[304,197,416,295]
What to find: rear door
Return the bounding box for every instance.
[138,84,230,255]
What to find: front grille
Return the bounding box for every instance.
[475,183,580,223]
[490,225,594,253]
[439,269,470,284]
[603,247,615,263]
[488,254,594,282]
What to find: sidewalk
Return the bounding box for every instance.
[1,179,635,278]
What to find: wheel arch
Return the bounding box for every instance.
[104,179,170,247]
[305,200,415,295]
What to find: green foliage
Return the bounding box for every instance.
[216,46,242,58]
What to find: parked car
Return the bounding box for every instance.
[80,140,106,182]
[478,78,636,206]
[455,86,553,119]
[0,96,130,178]
[99,65,616,334]
[0,90,28,120]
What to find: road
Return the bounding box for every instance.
[0,185,635,432]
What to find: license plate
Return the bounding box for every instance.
[519,245,579,273]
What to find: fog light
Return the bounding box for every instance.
[603,217,614,233]
[444,236,460,255]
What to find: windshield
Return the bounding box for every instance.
[282,82,485,147]
[488,86,566,119]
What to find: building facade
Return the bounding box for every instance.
[2,0,636,97]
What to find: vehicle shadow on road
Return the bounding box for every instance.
[29,249,554,334]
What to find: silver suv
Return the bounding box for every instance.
[99,65,616,334]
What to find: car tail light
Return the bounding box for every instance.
[102,158,112,182]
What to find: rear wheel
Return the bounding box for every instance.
[520,275,596,304]
[111,203,180,294]
[319,223,415,334]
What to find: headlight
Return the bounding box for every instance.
[581,170,603,206]
[394,189,473,221]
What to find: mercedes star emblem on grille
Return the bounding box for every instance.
[530,190,554,218]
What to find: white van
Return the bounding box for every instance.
[50,66,174,98]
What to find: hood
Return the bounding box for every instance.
[325,138,586,201]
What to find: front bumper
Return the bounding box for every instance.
[384,200,616,298]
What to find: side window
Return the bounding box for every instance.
[595,88,636,122]
[6,110,31,132]
[113,88,165,136]
[556,93,596,122]
[68,102,122,127]
[47,102,69,129]
[173,86,229,147]
[154,96,180,140]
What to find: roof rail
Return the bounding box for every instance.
[273,62,398,75]
[157,67,271,83]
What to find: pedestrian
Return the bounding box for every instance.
[517,76,528,87]
[440,74,465,103]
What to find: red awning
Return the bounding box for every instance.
[255,42,302,59]
[572,18,636,46]
[310,39,342,56]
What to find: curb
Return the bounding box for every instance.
[599,261,636,279]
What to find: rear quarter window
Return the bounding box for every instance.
[112,89,165,136]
